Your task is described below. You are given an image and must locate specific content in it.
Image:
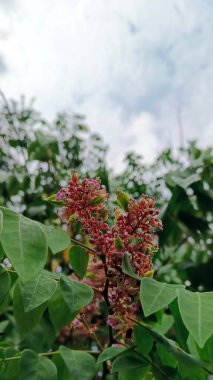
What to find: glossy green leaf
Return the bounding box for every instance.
[13,281,46,338]
[39,224,70,254]
[140,278,184,316]
[97,347,127,364]
[48,285,77,331]
[20,273,57,312]
[0,207,47,282]
[0,266,11,304]
[69,246,89,279]
[59,346,96,380]
[60,275,93,313]
[122,253,141,280]
[178,289,213,347]
[19,349,57,380]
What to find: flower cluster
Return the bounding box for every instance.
[56,172,162,339]
[57,171,109,254]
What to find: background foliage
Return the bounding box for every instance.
[0,96,213,379]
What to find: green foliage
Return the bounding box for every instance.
[59,346,96,380]
[0,97,213,379]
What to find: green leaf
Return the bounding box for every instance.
[19,349,57,380]
[169,298,189,351]
[13,281,46,338]
[97,347,127,364]
[48,285,77,331]
[52,355,71,380]
[118,366,150,380]
[2,348,20,380]
[122,253,141,280]
[60,275,93,313]
[156,343,177,368]
[153,314,174,335]
[20,273,57,312]
[112,351,147,372]
[140,278,184,317]
[0,211,5,260]
[133,325,153,356]
[178,289,213,347]
[0,207,47,282]
[149,329,206,369]
[59,346,96,380]
[39,224,70,254]
[0,266,11,304]
[69,246,89,279]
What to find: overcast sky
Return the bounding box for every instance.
[0,0,213,170]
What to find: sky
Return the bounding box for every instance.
[0,0,213,171]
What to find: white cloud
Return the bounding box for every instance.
[0,0,213,172]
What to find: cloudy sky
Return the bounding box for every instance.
[0,0,213,170]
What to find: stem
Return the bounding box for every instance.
[3,268,16,274]
[101,255,116,346]
[0,349,100,363]
[70,238,97,254]
[81,316,104,351]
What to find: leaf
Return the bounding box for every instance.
[140,278,184,317]
[112,351,147,372]
[69,246,89,279]
[118,366,150,380]
[52,355,71,380]
[149,329,206,369]
[0,207,47,282]
[153,314,174,335]
[97,347,127,364]
[60,275,93,313]
[59,346,96,380]
[0,266,11,304]
[133,325,153,356]
[156,343,177,368]
[178,289,213,347]
[19,349,57,380]
[39,224,70,254]
[13,281,46,338]
[122,253,141,280]
[2,348,20,380]
[169,298,189,351]
[48,285,77,331]
[20,273,57,312]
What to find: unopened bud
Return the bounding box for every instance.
[70,170,78,184]
[116,188,130,211]
[144,270,154,278]
[87,195,105,206]
[114,236,124,250]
